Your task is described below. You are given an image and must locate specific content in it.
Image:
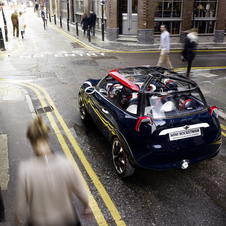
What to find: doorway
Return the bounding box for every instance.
[119,0,138,35]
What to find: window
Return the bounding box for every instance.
[155,21,180,35]
[75,0,84,13]
[193,0,217,34]
[154,1,182,35]
[155,0,182,18]
[194,0,217,18]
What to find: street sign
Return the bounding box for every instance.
[100,0,105,5]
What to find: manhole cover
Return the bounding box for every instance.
[73,60,98,66]
[91,56,118,60]
[35,106,54,114]
[71,42,84,48]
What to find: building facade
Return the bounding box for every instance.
[45,0,226,44]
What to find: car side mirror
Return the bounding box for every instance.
[85,86,95,95]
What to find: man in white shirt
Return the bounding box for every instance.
[157,25,173,71]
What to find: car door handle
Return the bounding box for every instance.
[102,108,109,114]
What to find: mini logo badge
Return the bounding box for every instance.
[184,125,190,130]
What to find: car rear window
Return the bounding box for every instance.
[144,90,206,119]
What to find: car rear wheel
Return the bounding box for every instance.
[112,138,135,177]
[79,94,88,121]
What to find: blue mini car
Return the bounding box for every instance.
[78,66,221,177]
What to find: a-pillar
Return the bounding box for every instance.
[137,0,155,44]
[106,0,118,41]
[180,0,193,43]
[214,0,226,43]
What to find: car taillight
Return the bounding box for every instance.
[135,117,153,132]
[209,106,218,118]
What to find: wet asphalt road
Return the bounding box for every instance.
[1,8,226,226]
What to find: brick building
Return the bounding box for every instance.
[45,0,226,44]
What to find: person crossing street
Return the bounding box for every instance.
[157,24,173,71]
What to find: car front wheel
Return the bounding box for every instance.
[78,94,88,122]
[112,138,135,177]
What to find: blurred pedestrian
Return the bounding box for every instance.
[181,28,199,78]
[15,115,91,226]
[41,7,47,29]
[89,10,96,36]
[19,11,26,39]
[81,13,90,37]
[22,3,26,13]
[34,1,39,12]
[157,24,173,71]
[11,10,19,37]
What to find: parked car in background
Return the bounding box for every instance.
[79,66,221,177]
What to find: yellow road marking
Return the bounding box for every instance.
[174,66,226,72]
[0,80,126,225]
[222,131,226,138]
[0,80,108,225]
[221,125,226,138]
[221,124,226,131]
[25,82,126,226]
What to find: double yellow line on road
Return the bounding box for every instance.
[221,124,226,138]
[0,80,126,226]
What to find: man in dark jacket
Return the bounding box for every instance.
[89,11,96,36]
[182,28,198,78]
[11,10,19,37]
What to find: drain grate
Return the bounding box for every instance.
[71,42,84,48]
[35,106,54,114]
[73,60,98,66]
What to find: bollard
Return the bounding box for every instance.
[76,22,79,36]
[102,22,104,41]
[54,14,56,25]
[67,19,69,31]
[87,25,91,42]
[0,186,6,222]
[49,13,51,23]
[60,16,62,28]
[0,28,6,51]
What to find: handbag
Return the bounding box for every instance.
[24,25,26,29]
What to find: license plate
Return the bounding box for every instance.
[169,128,201,141]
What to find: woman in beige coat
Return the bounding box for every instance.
[19,11,26,38]
[15,116,91,226]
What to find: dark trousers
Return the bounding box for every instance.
[13,23,19,37]
[187,60,192,78]
[91,26,95,36]
[21,31,25,38]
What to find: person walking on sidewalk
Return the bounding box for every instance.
[81,13,90,37]
[181,28,199,78]
[15,116,92,226]
[157,25,173,71]
[19,11,26,39]
[89,11,96,36]
[11,10,19,37]
[41,7,47,29]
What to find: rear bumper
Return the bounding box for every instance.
[133,138,222,170]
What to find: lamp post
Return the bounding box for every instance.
[100,0,105,41]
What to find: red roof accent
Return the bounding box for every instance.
[109,69,139,92]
